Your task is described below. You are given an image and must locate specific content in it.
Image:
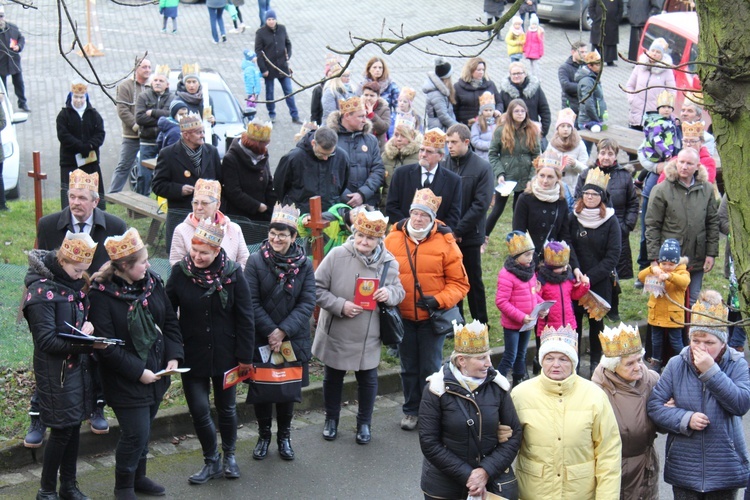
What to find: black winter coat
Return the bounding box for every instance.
[244,248,315,365]
[0,22,24,76]
[152,140,222,211]
[419,365,522,499]
[498,76,551,137]
[254,24,292,80]
[558,56,582,114]
[590,0,623,46]
[310,83,324,125]
[166,256,254,378]
[386,163,462,231]
[23,250,95,428]
[453,78,502,125]
[56,95,106,170]
[221,137,277,221]
[444,150,494,246]
[135,89,173,143]
[569,213,622,303]
[88,271,184,409]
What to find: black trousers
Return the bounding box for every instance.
[1,72,26,107]
[111,403,159,474]
[323,366,378,425]
[254,401,295,425]
[628,26,644,61]
[40,425,80,491]
[485,191,520,238]
[182,374,237,458]
[458,243,488,324]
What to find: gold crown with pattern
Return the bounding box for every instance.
[182,62,200,80]
[339,96,363,114]
[535,153,562,171]
[154,65,170,78]
[656,90,675,109]
[353,210,389,238]
[411,188,442,216]
[399,87,416,102]
[578,290,611,321]
[685,91,704,106]
[540,324,578,350]
[584,167,610,191]
[59,231,97,265]
[454,320,490,355]
[506,230,534,257]
[599,322,643,358]
[179,112,203,132]
[690,290,728,341]
[682,121,704,140]
[194,218,224,247]
[478,91,495,108]
[104,228,145,261]
[423,128,447,150]
[71,82,88,95]
[194,178,221,200]
[271,203,300,230]
[246,119,273,142]
[544,240,570,267]
[68,169,99,192]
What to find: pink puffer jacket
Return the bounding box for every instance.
[496,268,542,330]
[537,278,590,333]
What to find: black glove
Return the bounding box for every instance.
[417,295,439,310]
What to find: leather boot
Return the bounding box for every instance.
[355,423,371,444]
[219,418,238,478]
[277,419,295,461]
[252,419,272,460]
[36,490,59,500]
[188,453,224,485]
[532,357,541,376]
[114,471,137,500]
[322,418,338,441]
[223,453,240,479]
[134,458,166,496]
[59,480,90,500]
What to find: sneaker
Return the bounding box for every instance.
[24,414,46,448]
[89,406,109,434]
[221,34,227,43]
[228,28,240,34]
[160,28,166,34]
[400,415,418,431]
[292,118,303,125]
[239,23,246,33]
[171,29,177,35]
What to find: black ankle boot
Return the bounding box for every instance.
[277,424,295,460]
[512,374,525,387]
[134,458,166,496]
[59,480,89,500]
[253,419,272,460]
[36,490,59,500]
[322,418,338,441]
[356,423,371,444]
[114,471,136,500]
[188,453,223,485]
[223,453,240,479]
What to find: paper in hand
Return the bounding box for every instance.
[519,300,556,332]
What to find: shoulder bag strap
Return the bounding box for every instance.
[403,232,425,301]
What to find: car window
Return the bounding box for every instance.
[210,90,240,124]
[687,43,699,73]
[642,24,688,64]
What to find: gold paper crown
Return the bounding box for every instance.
[423,128,447,150]
[685,91,704,106]
[71,82,88,95]
[271,203,300,230]
[399,87,416,102]
[193,218,225,247]
[104,228,145,261]
[59,231,97,265]
[453,320,490,354]
[682,121,704,139]
[246,119,273,142]
[578,290,611,321]
[155,64,170,77]
[179,112,203,132]
[584,49,601,64]
[478,91,495,108]
[68,169,99,192]
[339,96,363,114]
[506,230,534,257]
[690,290,728,339]
[540,324,578,350]
[353,210,389,238]
[584,167,610,191]
[182,62,200,79]
[411,188,442,215]
[535,154,562,171]
[194,178,221,200]
[544,240,570,267]
[599,322,643,358]
[656,90,674,109]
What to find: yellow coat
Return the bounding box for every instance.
[511,372,622,500]
[637,257,690,328]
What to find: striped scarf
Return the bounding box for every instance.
[181,140,203,174]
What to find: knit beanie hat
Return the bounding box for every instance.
[539,325,579,369]
[435,57,452,79]
[556,108,576,129]
[649,38,668,54]
[529,14,539,28]
[689,290,729,344]
[658,238,681,264]
[265,9,277,20]
[169,100,188,120]
[243,49,256,61]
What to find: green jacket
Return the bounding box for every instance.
[297,203,352,257]
[488,125,540,193]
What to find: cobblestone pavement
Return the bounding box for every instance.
[10,0,633,200]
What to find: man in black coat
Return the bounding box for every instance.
[0,6,28,111]
[558,41,587,116]
[135,67,173,195]
[444,124,494,325]
[253,9,301,123]
[386,129,462,230]
[628,0,664,60]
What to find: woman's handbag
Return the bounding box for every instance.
[245,362,303,404]
[378,260,404,346]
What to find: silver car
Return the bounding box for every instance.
[536,0,629,31]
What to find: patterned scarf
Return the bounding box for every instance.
[24,251,88,329]
[179,248,238,309]
[181,140,203,173]
[260,239,307,295]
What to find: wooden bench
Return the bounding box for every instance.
[141,157,157,171]
[579,124,644,160]
[104,191,165,246]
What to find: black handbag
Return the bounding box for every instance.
[245,362,303,404]
[379,260,404,346]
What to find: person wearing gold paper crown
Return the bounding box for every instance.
[648,290,750,498]
[170,179,249,269]
[512,325,622,499]
[23,232,107,500]
[419,321,522,500]
[166,217,254,483]
[592,323,660,500]
[88,228,183,499]
[384,188,469,432]
[537,240,590,335]
[135,64,174,195]
[244,203,316,460]
[314,210,405,444]
[221,119,278,221]
[656,119,717,185]
[56,80,106,209]
[381,118,422,211]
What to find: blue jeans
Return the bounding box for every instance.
[264,76,299,120]
[182,374,237,457]
[110,138,140,193]
[497,328,531,377]
[509,53,523,62]
[688,270,704,307]
[652,326,683,362]
[111,403,159,473]
[208,7,226,42]
[257,0,270,26]
[136,144,159,196]
[400,319,445,416]
[728,309,746,349]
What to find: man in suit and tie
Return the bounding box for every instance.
[386,128,462,230]
[26,169,127,448]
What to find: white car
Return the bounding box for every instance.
[1,78,28,199]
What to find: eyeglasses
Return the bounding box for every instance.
[510,72,525,76]
[191,200,216,207]
[582,191,601,198]
[268,231,291,241]
[683,139,701,145]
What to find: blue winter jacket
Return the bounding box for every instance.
[242,51,262,96]
[647,346,750,492]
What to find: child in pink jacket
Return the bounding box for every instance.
[523,14,544,77]
[537,240,590,332]
[496,230,543,385]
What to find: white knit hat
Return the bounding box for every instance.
[539,325,579,369]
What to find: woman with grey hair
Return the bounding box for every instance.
[592,324,660,500]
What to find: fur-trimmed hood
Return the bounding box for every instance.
[663,159,709,184]
[499,74,541,100]
[25,249,55,285]
[325,110,373,136]
[637,52,674,75]
[383,131,423,160]
[422,72,451,97]
[426,363,510,396]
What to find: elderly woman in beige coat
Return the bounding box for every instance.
[313,210,405,445]
[592,323,660,500]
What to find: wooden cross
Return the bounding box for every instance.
[28,151,47,246]
[306,196,330,271]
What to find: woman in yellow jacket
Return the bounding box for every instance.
[511,325,622,499]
